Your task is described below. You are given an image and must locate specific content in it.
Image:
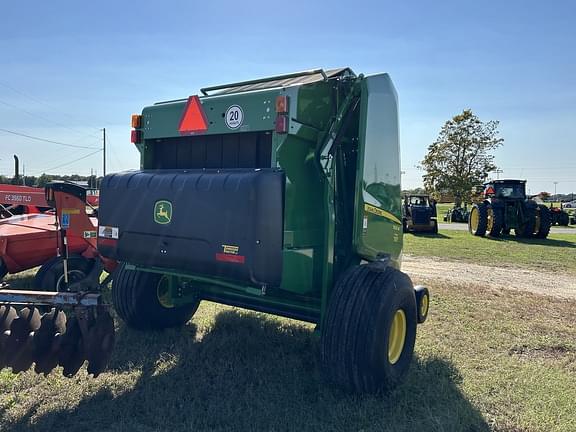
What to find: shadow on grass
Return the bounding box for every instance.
[4,310,489,432]
[479,235,576,248]
[410,232,451,239]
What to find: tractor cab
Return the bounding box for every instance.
[483,180,526,200]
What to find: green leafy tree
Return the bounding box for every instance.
[421,109,503,206]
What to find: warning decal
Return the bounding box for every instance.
[98,225,119,239]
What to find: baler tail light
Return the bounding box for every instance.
[131,130,142,144]
[275,115,288,134]
[131,114,142,128]
[275,95,289,114]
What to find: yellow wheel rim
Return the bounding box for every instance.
[420,294,429,319]
[469,207,479,233]
[487,208,494,232]
[388,309,407,365]
[157,276,174,308]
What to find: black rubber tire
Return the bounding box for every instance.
[535,205,552,239]
[515,207,536,238]
[432,220,438,234]
[112,263,199,330]
[0,259,7,281]
[488,205,504,237]
[502,228,511,235]
[34,255,95,291]
[558,212,570,226]
[321,264,417,394]
[414,285,430,324]
[469,203,488,236]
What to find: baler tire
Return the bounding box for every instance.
[321,264,417,394]
[112,264,199,330]
[535,205,552,239]
[34,255,95,291]
[468,203,488,236]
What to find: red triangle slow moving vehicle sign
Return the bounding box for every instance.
[178,95,208,134]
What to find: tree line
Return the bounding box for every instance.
[0,174,101,188]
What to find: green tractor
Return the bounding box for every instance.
[95,68,429,393]
[402,194,438,233]
[469,179,551,238]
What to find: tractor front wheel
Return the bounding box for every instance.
[321,264,417,393]
[469,203,488,236]
[112,264,199,330]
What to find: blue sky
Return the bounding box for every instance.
[0,0,574,194]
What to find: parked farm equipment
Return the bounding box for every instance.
[443,205,470,223]
[0,68,429,393]
[402,194,438,233]
[549,203,570,226]
[469,179,551,238]
[0,184,99,219]
[0,182,116,377]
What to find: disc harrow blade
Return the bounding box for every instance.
[34,308,67,376]
[0,305,18,369]
[5,307,42,373]
[58,316,86,377]
[85,311,115,377]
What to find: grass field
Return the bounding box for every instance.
[1,270,575,431]
[1,232,575,431]
[404,231,576,274]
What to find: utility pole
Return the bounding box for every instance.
[102,127,107,177]
[495,169,503,179]
[553,181,558,199]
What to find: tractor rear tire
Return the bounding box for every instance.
[34,255,95,291]
[112,264,199,330]
[515,208,536,238]
[535,205,552,239]
[321,264,417,394]
[488,206,504,237]
[469,203,488,236]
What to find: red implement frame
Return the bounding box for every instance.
[0,184,113,277]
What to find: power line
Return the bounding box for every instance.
[33,149,103,174]
[0,81,103,136]
[0,98,99,139]
[0,127,101,150]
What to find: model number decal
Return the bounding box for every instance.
[3,194,32,203]
[225,105,243,129]
[364,204,402,225]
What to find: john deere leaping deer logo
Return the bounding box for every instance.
[154,200,172,224]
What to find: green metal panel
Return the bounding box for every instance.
[353,74,402,267]
[141,89,279,139]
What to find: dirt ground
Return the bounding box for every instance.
[402,254,576,300]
